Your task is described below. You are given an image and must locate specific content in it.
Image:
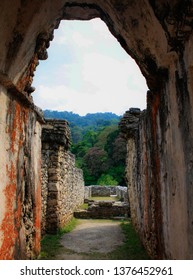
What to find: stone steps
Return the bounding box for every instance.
[74,200,130,219]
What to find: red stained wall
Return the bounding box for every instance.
[0,89,42,260]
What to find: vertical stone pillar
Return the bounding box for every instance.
[119,108,142,230]
[41,119,85,234]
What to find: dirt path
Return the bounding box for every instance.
[55,219,125,260]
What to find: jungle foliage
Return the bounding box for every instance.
[44,110,127,186]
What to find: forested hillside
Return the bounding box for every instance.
[44,110,126,186]
[44,110,120,143]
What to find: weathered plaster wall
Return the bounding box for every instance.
[41,120,84,234]
[0,85,43,259]
[120,104,193,259]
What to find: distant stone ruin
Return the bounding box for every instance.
[75,185,129,219]
[84,185,128,202]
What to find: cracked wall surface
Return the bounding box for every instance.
[0,85,43,259]
[0,0,193,259]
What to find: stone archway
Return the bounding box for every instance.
[0,0,193,259]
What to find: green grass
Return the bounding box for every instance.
[79,203,88,210]
[39,218,78,259]
[58,218,78,235]
[108,220,150,259]
[78,196,119,210]
[90,196,119,201]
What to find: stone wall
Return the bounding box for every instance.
[88,185,116,197]
[41,120,85,234]
[0,85,43,259]
[116,186,129,203]
[84,186,92,200]
[120,105,193,260]
[74,201,129,219]
[85,185,128,202]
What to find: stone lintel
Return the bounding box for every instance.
[42,119,71,148]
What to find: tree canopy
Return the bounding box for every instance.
[44,110,127,186]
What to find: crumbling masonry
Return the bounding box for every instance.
[41,119,84,235]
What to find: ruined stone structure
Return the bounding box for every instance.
[86,185,116,197]
[41,119,84,234]
[1,0,193,259]
[74,200,129,219]
[85,185,128,202]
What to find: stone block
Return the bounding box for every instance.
[48,183,59,192]
[48,174,59,181]
[98,201,114,207]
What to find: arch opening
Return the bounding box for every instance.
[32,18,148,115]
[37,19,148,245]
[1,0,193,260]
[33,17,147,199]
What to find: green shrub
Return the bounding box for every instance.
[97,174,118,186]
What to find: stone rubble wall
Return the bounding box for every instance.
[85,185,128,203]
[116,186,129,203]
[84,186,92,200]
[41,120,85,234]
[88,185,116,197]
[74,201,129,219]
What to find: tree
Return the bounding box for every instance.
[111,135,127,164]
[83,147,109,179]
[95,125,117,149]
[70,125,83,143]
[82,130,98,147]
[97,174,118,186]
[108,165,126,186]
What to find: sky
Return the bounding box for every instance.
[32,18,148,116]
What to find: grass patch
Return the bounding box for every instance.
[39,218,78,259]
[108,220,150,260]
[79,203,88,210]
[79,197,119,210]
[90,196,119,201]
[39,234,62,259]
[59,217,78,235]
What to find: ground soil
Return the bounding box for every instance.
[55,219,125,260]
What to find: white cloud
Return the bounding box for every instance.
[91,19,114,40]
[82,52,131,87]
[33,84,113,115]
[33,19,148,116]
[53,27,67,45]
[71,32,93,48]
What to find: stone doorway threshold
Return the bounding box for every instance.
[55,219,125,260]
